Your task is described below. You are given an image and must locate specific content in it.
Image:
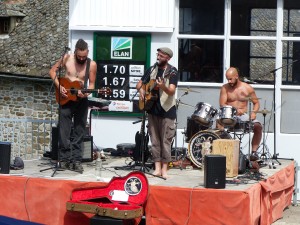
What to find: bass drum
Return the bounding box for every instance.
[188,129,231,168]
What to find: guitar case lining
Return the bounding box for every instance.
[66,171,149,219]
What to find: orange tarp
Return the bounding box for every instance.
[0,161,295,225]
[145,162,294,225]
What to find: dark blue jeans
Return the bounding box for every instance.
[58,98,88,162]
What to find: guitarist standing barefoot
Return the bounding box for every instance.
[49,39,97,173]
[136,47,178,179]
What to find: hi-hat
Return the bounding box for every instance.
[255,109,271,114]
[178,88,201,93]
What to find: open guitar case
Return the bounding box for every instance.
[66,171,149,220]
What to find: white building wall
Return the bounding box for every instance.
[69,0,175,32]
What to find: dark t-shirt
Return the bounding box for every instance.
[141,64,178,119]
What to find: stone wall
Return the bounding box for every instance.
[0,76,58,158]
[0,0,68,158]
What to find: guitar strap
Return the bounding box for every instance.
[84,58,91,88]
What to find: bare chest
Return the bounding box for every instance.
[227,86,250,102]
[65,60,88,82]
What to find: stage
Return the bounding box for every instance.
[0,156,295,225]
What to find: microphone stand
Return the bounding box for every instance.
[268,60,297,166]
[40,46,69,176]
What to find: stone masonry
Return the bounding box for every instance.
[0,0,69,158]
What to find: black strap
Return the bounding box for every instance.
[84,58,91,88]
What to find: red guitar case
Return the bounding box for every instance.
[66,171,149,219]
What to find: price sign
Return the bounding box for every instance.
[98,63,129,100]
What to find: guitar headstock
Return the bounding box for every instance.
[98,87,112,96]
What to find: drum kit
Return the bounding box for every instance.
[181,100,271,168]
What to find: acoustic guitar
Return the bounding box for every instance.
[56,77,111,106]
[138,79,158,111]
[138,68,176,111]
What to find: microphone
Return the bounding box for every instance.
[132,119,142,124]
[270,59,298,73]
[185,87,190,95]
[243,77,257,84]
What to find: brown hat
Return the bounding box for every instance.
[157,47,173,58]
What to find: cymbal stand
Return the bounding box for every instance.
[247,101,252,160]
[174,90,189,160]
[258,109,272,168]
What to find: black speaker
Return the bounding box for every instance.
[0,142,11,174]
[90,216,123,225]
[238,150,247,174]
[204,155,226,189]
[51,127,93,162]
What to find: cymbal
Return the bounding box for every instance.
[255,109,272,114]
[178,88,201,93]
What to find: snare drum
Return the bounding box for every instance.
[191,102,218,127]
[219,106,237,127]
[228,119,253,134]
[188,129,231,168]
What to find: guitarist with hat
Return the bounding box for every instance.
[136,47,178,179]
[49,39,97,173]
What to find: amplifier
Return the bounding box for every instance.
[51,127,93,162]
[81,136,93,162]
[204,155,226,189]
[0,142,11,174]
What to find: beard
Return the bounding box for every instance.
[75,57,87,65]
[229,79,238,87]
[157,59,168,68]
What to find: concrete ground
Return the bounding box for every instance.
[272,204,300,225]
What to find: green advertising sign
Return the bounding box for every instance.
[93,32,151,115]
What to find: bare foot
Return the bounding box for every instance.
[161,172,169,179]
[152,171,162,176]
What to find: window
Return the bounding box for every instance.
[178,0,300,85]
[178,0,224,82]
[0,17,10,34]
[178,39,223,82]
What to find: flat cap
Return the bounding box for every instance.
[157,47,173,58]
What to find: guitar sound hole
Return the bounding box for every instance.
[70,88,77,95]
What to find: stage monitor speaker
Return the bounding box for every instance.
[90,215,123,225]
[204,155,226,189]
[0,142,11,174]
[51,127,93,162]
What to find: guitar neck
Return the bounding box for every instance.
[80,89,100,93]
[65,89,100,93]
